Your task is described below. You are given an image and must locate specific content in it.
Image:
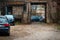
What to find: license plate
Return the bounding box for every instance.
[0,25,4,27]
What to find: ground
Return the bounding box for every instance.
[0,23,60,40]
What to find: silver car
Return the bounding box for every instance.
[0,16,10,36]
[5,15,15,26]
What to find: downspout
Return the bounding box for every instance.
[5,6,7,15]
[5,2,8,15]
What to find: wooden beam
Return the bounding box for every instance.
[7,1,25,5]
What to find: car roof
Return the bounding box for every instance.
[0,16,5,17]
[0,16,6,18]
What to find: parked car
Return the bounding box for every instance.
[31,15,45,22]
[5,15,15,26]
[31,16,39,22]
[0,16,10,36]
[38,16,45,22]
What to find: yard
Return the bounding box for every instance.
[0,23,60,40]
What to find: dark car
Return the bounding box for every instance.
[31,16,39,22]
[31,15,45,22]
[0,16,10,36]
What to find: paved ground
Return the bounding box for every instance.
[0,23,60,40]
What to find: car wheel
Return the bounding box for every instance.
[6,32,10,36]
[13,23,15,25]
[6,30,10,36]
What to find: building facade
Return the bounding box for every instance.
[57,0,60,23]
[0,0,57,23]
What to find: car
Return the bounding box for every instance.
[5,15,15,26]
[0,16,10,36]
[38,16,45,22]
[31,16,39,22]
[31,15,45,22]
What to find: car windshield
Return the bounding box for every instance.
[0,17,8,24]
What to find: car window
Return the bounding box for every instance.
[5,15,14,19]
[0,17,6,19]
[0,17,8,24]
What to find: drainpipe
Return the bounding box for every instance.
[5,1,8,15]
[5,6,7,15]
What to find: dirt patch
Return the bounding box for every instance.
[0,24,60,40]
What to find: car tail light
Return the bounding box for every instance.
[4,24,10,27]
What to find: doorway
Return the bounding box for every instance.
[6,5,24,23]
[12,6,24,23]
[31,3,46,23]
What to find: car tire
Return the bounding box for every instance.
[6,32,10,36]
[13,23,15,26]
[11,22,15,26]
[6,30,10,36]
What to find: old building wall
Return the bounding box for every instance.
[0,0,57,23]
[47,1,57,23]
[25,0,57,23]
[57,0,60,23]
